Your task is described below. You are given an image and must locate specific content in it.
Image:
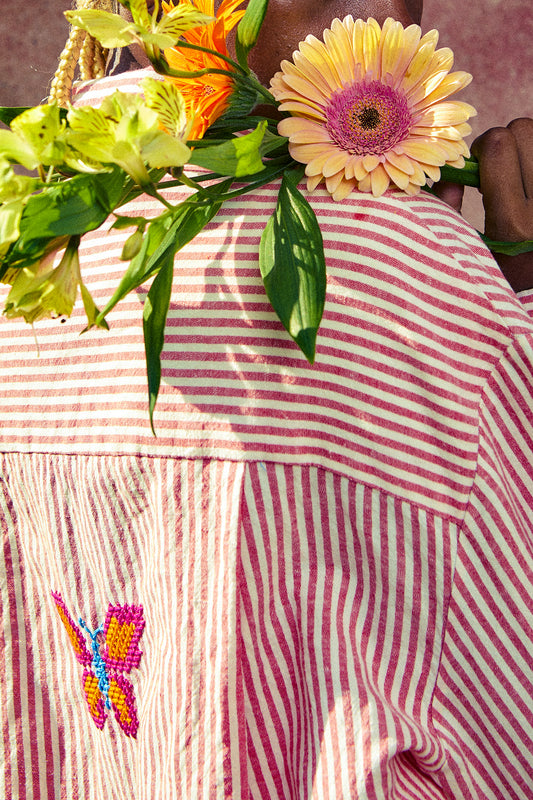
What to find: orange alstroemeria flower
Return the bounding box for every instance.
[162,0,246,139]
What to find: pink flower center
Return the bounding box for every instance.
[326,81,412,156]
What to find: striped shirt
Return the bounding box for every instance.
[0,70,532,799]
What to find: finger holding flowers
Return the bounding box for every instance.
[472,117,533,291]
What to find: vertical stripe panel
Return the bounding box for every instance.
[431,337,533,798]
[1,453,249,799]
[240,463,455,799]
[2,440,530,797]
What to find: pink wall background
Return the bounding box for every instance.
[0,0,71,108]
[1,0,531,229]
[423,0,533,228]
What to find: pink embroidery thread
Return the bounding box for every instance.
[52,592,145,738]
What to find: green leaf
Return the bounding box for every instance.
[480,235,533,256]
[235,0,270,71]
[259,169,326,362]
[4,168,127,270]
[96,180,232,424]
[94,178,232,324]
[95,209,177,321]
[259,129,289,158]
[188,122,266,178]
[143,249,174,434]
[0,107,31,126]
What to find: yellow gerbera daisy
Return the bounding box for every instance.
[162,0,246,139]
[270,17,477,200]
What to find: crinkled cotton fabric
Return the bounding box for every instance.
[0,71,532,800]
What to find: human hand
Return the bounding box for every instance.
[472,118,533,292]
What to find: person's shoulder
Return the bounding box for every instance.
[308,186,533,342]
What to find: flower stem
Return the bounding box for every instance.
[143,183,175,209]
[174,172,212,196]
[439,157,479,188]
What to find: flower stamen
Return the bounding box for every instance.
[358,107,380,130]
[326,81,412,156]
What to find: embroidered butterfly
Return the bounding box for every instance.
[52,592,145,738]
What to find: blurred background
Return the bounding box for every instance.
[0,0,532,228]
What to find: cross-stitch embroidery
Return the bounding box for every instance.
[52,592,145,738]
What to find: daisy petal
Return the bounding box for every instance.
[419,162,442,182]
[325,170,345,194]
[344,155,366,180]
[305,149,338,176]
[363,154,381,172]
[383,160,411,190]
[379,18,420,85]
[277,101,325,121]
[332,176,357,201]
[416,101,476,127]
[357,17,381,75]
[400,139,447,165]
[290,142,336,162]
[404,181,422,195]
[401,38,439,93]
[413,71,473,109]
[370,163,391,196]
[408,161,428,185]
[323,150,351,177]
[446,156,466,169]
[307,173,323,191]
[278,116,331,142]
[282,73,330,105]
[385,150,416,175]
[357,172,373,193]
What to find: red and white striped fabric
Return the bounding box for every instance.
[0,71,532,799]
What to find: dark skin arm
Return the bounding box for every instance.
[471,118,533,292]
[433,119,533,292]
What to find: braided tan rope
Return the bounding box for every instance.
[48,0,115,106]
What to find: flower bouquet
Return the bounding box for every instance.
[0,0,530,428]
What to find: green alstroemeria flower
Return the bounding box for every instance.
[0,103,107,175]
[0,158,40,259]
[66,89,191,187]
[142,76,191,140]
[65,0,213,54]
[2,235,104,328]
[0,104,69,171]
[3,237,81,324]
